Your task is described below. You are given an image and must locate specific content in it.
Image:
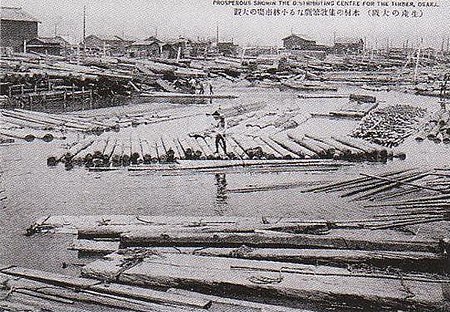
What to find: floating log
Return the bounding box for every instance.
[120,229,440,252]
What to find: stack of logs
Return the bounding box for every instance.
[47,133,406,168]
[352,104,426,147]
[415,108,450,144]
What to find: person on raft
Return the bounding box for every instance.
[211,110,227,156]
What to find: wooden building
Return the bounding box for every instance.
[127,40,161,57]
[84,34,133,55]
[334,38,364,54]
[26,37,62,55]
[217,41,239,56]
[0,7,39,52]
[282,34,317,50]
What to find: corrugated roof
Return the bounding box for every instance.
[1,6,39,22]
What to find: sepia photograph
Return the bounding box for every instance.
[0,0,449,311]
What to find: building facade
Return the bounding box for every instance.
[1,7,39,52]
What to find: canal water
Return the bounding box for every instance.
[0,83,448,276]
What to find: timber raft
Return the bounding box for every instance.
[22,214,450,312]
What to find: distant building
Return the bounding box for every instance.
[127,40,161,58]
[282,34,317,50]
[1,7,40,52]
[26,37,62,55]
[84,34,133,55]
[217,41,239,56]
[334,38,364,54]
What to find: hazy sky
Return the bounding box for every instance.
[4,0,450,48]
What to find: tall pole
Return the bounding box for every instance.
[83,6,86,56]
[83,6,86,44]
[216,24,219,44]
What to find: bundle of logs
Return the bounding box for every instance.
[352,104,426,147]
[47,133,406,169]
[415,108,450,144]
[24,215,450,311]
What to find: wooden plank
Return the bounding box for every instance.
[0,266,101,289]
[89,283,212,309]
[167,288,309,312]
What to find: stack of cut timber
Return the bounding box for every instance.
[415,108,450,144]
[352,104,426,147]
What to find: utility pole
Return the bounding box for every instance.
[414,37,423,83]
[83,6,86,56]
[216,24,219,44]
[83,6,86,43]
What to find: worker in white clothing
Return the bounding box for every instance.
[211,110,227,155]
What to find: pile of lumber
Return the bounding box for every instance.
[25,214,450,311]
[415,108,450,143]
[352,104,427,147]
[1,109,117,134]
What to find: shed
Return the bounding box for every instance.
[26,37,62,55]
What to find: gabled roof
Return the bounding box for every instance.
[282,34,316,42]
[144,36,163,43]
[28,37,61,44]
[1,6,39,22]
[55,35,78,45]
[335,37,363,44]
[86,34,124,42]
[131,40,160,46]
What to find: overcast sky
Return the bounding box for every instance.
[4,0,450,48]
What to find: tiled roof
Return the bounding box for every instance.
[1,7,39,22]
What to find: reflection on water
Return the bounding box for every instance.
[214,173,228,215]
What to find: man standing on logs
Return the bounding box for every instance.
[211,111,227,157]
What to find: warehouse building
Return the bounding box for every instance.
[1,6,40,52]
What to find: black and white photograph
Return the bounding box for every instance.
[0,0,449,311]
